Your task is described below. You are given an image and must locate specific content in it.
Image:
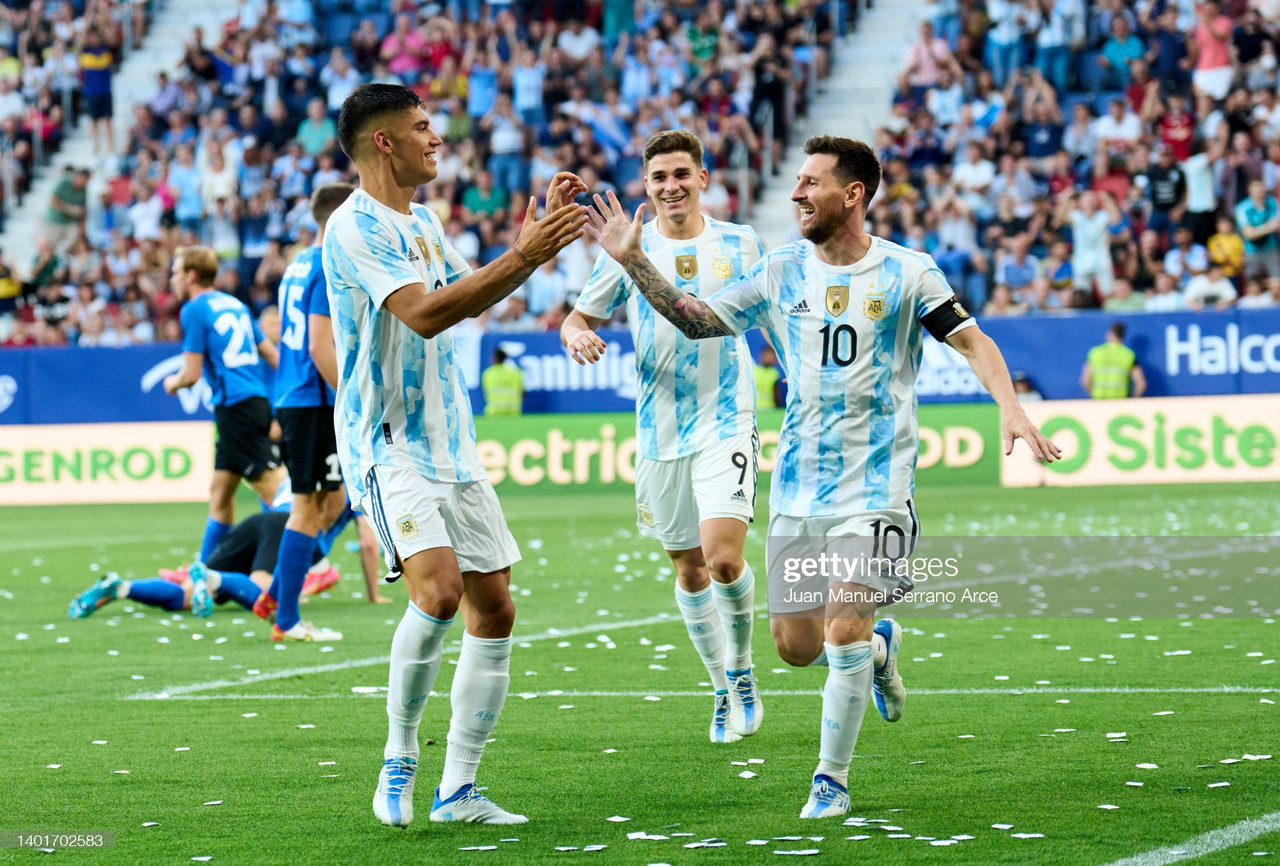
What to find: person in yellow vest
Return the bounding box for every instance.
[482,347,524,416]
[754,343,782,409]
[1081,322,1146,399]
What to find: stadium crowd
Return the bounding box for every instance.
[0,0,838,347]
[874,0,1280,317]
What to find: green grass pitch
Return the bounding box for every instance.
[2,483,1278,864]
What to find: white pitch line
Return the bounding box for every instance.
[1,532,193,553]
[1101,811,1280,866]
[123,610,679,700]
[136,685,1276,701]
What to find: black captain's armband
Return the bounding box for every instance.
[920,295,971,342]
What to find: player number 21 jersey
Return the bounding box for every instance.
[577,217,765,461]
[705,236,975,518]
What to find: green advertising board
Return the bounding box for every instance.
[474,405,1001,494]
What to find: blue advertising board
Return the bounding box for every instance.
[1,308,1277,425]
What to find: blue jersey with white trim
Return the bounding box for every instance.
[274,245,335,408]
[179,290,268,408]
[705,236,976,517]
[576,217,764,461]
[322,189,479,501]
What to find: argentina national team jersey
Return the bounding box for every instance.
[180,291,268,407]
[274,245,335,408]
[322,189,480,501]
[705,236,976,517]
[576,217,764,461]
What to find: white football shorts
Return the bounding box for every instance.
[361,465,521,579]
[633,427,759,551]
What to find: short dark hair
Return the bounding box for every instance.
[336,83,425,160]
[494,347,508,364]
[643,129,704,169]
[1109,322,1127,340]
[802,135,881,204]
[311,182,357,228]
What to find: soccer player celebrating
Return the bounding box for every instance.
[256,182,358,643]
[585,136,1060,818]
[164,246,287,563]
[561,130,765,744]
[322,83,586,828]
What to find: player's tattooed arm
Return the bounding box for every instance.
[586,190,731,340]
[620,251,733,339]
[469,246,536,317]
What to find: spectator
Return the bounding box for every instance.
[1190,0,1235,104]
[1058,190,1120,298]
[1011,369,1044,401]
[983,283,1027,316]
[1237,277,1277,309]
[1104,278,1148,312]
[1098,16,1144,90]
[1234,178,1280,280]
[1163,224,1210,287]
[1185,262,1239,311]
[1146,270,1188,312]
[903,21,955,93]
[41,167,90,251]
[295,97,336,157]
[79,29,116,159]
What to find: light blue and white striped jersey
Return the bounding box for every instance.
[577,217,765,461]
[705,236,976,517]
[322,189,480,502]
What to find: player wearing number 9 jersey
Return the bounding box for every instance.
[583,135,1061,819]
[165,245,287,565]
[563,130,765,746]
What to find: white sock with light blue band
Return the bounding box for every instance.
[712,563,755,675]
[440,632,512,797]
[385,601,453,760]
[815,640,873,788]
[675,584,729,692]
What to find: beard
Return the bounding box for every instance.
[799,207,846,244]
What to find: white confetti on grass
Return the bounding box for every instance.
[45,764,60,769]
[203,800,222,806]
[142,822,158,827]
[1153,711,1175,716]
[1136,763,1159,770]
[606,815,630,823]
[175,747,190,752]
[241,713,257,718]
[1099,805,1120,810]
[113,770,130,775]
[1208,782,1231,788]
[992,824,1014,830]
[775,850,821,855]
[739,771,757,779]
[298,724,315,729]
[1126,782,1144,787]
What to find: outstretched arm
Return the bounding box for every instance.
[584,191,732,340]
[947,325,1061,462]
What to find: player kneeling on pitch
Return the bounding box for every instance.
[584,135,1060,818]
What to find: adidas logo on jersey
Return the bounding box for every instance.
[406,249,421,262]
[788,300,811,315]
[730,488,748,502]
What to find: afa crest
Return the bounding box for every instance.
[396,514,419,540]
[825,284,849,316]
[712,257,733,279]
[952,299,970,319]
[433,240,443,262]
[864,293,886,321]
[637,504,655,528]
[675,255,699,280]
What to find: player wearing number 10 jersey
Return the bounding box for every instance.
[562,130,765,746]
[164,245,286,565]
[584,135,1060,819]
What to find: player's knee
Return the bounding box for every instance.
[705,552,744,582]
[771,622,822,667]
[408,584,462,621]
[473,595,516,635]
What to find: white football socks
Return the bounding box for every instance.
[439,632,512,797]
[385,602,453,761]
[815,640,873,788]
[675,584,729,691]
[712,563,755,674]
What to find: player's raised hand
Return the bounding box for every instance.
[512,196,587,266]
[566,330,607,365]
[1002,408,1062,463]
[584,190,644,264]
[546,171,587,212]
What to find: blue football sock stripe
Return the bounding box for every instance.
[127,579,186,611]
[200,518,231,563]
[215,572,262,609]
[273,528,316,631]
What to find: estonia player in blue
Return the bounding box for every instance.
[322,83,587,828]
[164,246,287,563]
[563,130,765,745]
[585,136,1061,818]
[257,182,359,643]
